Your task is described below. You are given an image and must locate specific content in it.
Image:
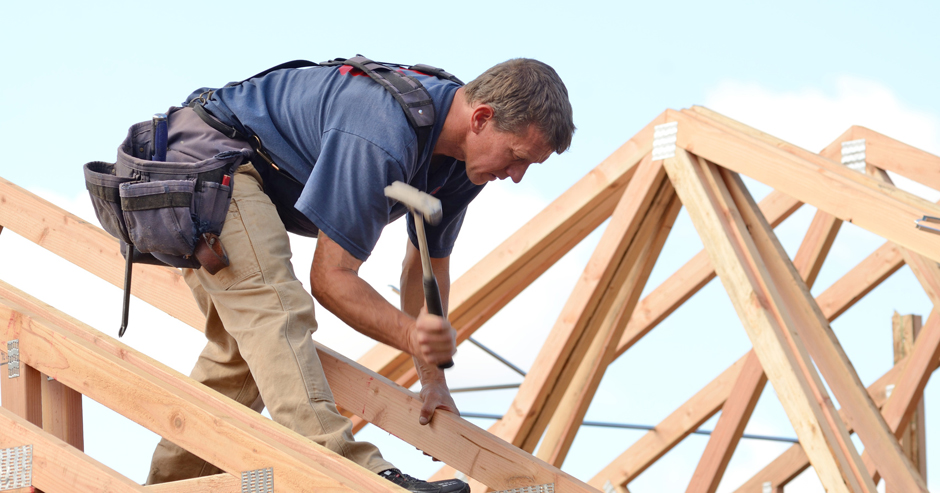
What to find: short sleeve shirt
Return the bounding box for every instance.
[199,64,484,261]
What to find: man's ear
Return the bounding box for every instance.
[469,104,494,134]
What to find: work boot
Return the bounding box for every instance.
[379,469,470,493]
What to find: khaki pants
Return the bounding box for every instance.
[146,164,393,484]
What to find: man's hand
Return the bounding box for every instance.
[418,380,459,426]
[410,307,457,367]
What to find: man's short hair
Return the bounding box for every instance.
[464,58,575,154]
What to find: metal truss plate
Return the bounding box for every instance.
[0,445,32,491]
[652,122,678,160]
[3,340,19,379]
[841,139,866,172]
[241,467,273,493]
[493,484,554,493]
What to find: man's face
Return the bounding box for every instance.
[463,119,553,186]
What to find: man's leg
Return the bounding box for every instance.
[146,163,392,484]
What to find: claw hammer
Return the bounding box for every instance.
[384,181,454,369]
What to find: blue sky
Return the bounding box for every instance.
[1,1,938,491]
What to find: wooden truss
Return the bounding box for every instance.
[0,106,938,492]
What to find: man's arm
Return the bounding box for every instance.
[399,241,459,425]
[310,231,457,369]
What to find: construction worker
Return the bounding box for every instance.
[145,57,575,492]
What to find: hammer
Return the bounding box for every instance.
[384,181,454,369]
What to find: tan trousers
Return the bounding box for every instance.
[146,164,393,484]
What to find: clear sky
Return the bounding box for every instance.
[1,1,938,491]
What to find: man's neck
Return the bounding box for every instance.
[433,87,468,161]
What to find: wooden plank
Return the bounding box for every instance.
[482,155,667,454]
[40,376,83,451]
[733,343,935,491]
[0,406,145,492]
[588,354,749,489]
[854,125,940,193]
[670,108,940,263]
[536,177,681,467]
[684,351,766,493]
[861,311,940,484]
[1,360,42,427]
[357,112,667,380]
[664,148,872,493]
[0,282,399,493]
[614,190,802,359]
[891,313,928,489]
[144,474,239,493]
[721,164,925,492]
[816,242,904,322]
[0,177,203,329]
[684,173,839,493]
[316,344,595,493]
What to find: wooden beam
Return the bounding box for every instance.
[316,344,595,493]
[40,376,83,451]
[0,406,145,492]
[720,164,925,492]
[356,112,667,381]
[614,190,802,359]
[671,108,940,263]
[481,155,668,455]
[684,180,840,493]
[1,360,42,427]
[144,473,239,492]
[861,311,940,484]
[0,177,203,329]
[891,313,928,489]
[733,339,938,491]
[588,354,749,489]
[664,148,873,493]
[684,351,766,493]
[0,282,399,493]
[536,176,681,467]
[854,125,940,193]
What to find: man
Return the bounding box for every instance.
[146,57,574,492]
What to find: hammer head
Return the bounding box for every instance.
[384,181,442,226]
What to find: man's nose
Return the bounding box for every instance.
[508,163,529,184]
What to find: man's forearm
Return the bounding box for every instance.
[401,242,451,385]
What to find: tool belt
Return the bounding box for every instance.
[83,107,250,274]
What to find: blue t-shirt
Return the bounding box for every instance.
[196,64,484,261]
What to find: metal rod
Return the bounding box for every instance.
[459,413,799,444]
[450,383,521,393]
[468,337,527,377]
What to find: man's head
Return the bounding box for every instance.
[457,58,575,185]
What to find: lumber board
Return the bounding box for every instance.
[0,282,400,493]
[536,177,681,467]
[1,360,42,427]
[144,474,239,492]
[670,108,940,264]
[891,313,928,488]
[733,349,934,491]
[357,112,667,380]
[684,351,766,493]
[0,177,203,329]
[861,312,940,483]
[0,180,585,487]
[792,211,842,288]
[40,376,84,451]
[854,125,940,193]
[0,406,145,492]
[484,155,668,454]
[664,148,872,493]
[614,190,802,359]
[588,354,749,488]
[315,344,595,493]
[720,165,926,491]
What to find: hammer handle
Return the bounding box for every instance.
[423,276,453,369]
